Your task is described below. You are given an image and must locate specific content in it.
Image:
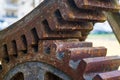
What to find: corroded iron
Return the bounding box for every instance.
[74,0,120,12]
[0,0,120,80]
[93,71,120,80]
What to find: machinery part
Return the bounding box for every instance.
[0,0,120,80]
[93,71,120,80]
[106,0,120,44]
[4,62,71,80]
[107,12,120,43]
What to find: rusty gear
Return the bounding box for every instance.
[0,0,120,80]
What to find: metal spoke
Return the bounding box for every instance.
[4,62,71,80]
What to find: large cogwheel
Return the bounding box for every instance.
[0,0,120,80]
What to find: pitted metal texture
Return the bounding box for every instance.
[0,0,120,80]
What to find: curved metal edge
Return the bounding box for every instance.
[4,61,72,80]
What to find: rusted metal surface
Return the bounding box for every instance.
[93,71,120,80]
[0,0,120,80]
[74,0,120,12]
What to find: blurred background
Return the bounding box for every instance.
[0,0,120,56]
[0,0,43,30]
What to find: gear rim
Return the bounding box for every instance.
[4,61,72,80]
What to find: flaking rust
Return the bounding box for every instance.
[0,0,120,80]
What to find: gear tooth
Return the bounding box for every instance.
[25,30,35,46]
[68,47,107,61]
[74,0,120,12]
[19,35,28,54]
[59,1,106,22]
[76,59,87,75]
[54,41,92,61]
[55,42,92,60]
[40,19,83,39]
[30,27,39,45]
[84,56,120,73]
[56,41,93,51]
[47,15,57,31]
[16,36,27,53]
[48,11,93,31]
[76,56,120,79]
[93,71,120,80]
[7,40,18,58]
[23,27,40,53]
[34,22,43,40]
